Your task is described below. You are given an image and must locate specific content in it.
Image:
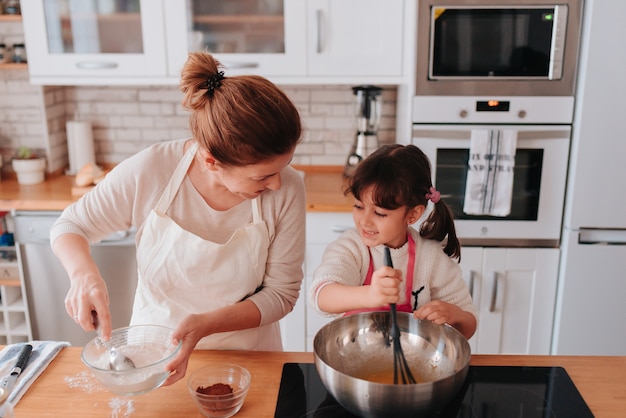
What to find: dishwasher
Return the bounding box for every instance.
[12,211,138,346]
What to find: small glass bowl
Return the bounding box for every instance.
[81,324,181,396]
[187,363,251,418]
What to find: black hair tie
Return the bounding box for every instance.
[202,71,225,97]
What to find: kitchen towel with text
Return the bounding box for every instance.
[463,129,517,216]
[0,340,70,405]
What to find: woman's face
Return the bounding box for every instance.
[352,186,424,249]
[214,150,295,200]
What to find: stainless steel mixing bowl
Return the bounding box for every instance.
[313,311,471,417]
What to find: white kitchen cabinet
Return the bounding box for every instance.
[166,0,405,80]
[305,0,405,78]
[302,212,353,351]
[22,0,168,84]
[164,0,307,78]
[279,293,305,351]
[281,212,354,352]
[22,1,406,85]
[0,246,33,345]
[461,247,559,355]
[459,247,483,354]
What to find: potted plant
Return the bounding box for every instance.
[12,146,46,185]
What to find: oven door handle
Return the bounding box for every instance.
[467,270,475,299]
[331,225,352,234]
[489,272,501,312]
[578,229,626,245]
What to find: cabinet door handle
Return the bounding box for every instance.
[489,272,500,312]
[315,9,325,53]
[467,270,475,299]
[331,225,351,234]
[221,62,260,69]
[75,61,119,69]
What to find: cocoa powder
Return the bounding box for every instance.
[196,383,236,413]
[196,383,233,396]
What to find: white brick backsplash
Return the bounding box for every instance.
[279,87,310,103]
[6,79,38,94]
[106,116,124,128]
[45,103,65,119]
[301,116,325,131]
[141,128,182,142]
[310,155,347,166]
[139,102,176,116]
[169,129,192,140]
[120,116,155,128]
[154,115,188,128]
[0,77,397,172]
[25,122,46,136]
[291,155,312,165]
[93,102,140,116]
[0,92,40,108]
[324,116,354,130]
[295,142,325,154]
[69,87,138,102]
[115,129,142,141]
[138,88,184,102]
[113,141,145,155]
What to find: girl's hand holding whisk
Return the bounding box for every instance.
[366,266,402,307]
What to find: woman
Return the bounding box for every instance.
[51,51,305,385]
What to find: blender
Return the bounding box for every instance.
[343,85,383,177]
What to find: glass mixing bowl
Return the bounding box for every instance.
[81,324,181,396]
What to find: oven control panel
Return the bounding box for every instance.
[412,96,574,124]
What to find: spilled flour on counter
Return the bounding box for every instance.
[64,372,134,417]
[64,370,105,393]
[110,397,135,417]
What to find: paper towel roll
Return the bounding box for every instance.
[66,121,95,174]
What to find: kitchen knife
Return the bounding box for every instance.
[0,344,33,397]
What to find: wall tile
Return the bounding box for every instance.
[0,78,397,174]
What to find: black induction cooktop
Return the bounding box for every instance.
[274,363,594,418]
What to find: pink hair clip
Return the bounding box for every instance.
[426,186,441,204]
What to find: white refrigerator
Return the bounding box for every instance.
[551,0,626,355]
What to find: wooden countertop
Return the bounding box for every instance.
[296,165,353,212]
[0,166,352,213]
[11,348,626,417]
[0,175,78,212]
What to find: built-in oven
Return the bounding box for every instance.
[410,2,581,247]
[412,123,569,247]
[415,0,583,97]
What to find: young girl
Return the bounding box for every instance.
[309,144,477,339]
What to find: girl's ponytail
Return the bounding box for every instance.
[420,200,461,261]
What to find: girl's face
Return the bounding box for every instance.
[210,150,295,200]
[352,186,424,249]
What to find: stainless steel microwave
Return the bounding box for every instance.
[415,0,583,96]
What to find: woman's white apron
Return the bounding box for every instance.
[131,143,281,350]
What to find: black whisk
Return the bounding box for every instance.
[384,246,417,384]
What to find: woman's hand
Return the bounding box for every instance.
[162,301,263,385]
[413,300,477,340]
[53,233,112,338]
[162,313,210,386]
[65,272,111,337]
